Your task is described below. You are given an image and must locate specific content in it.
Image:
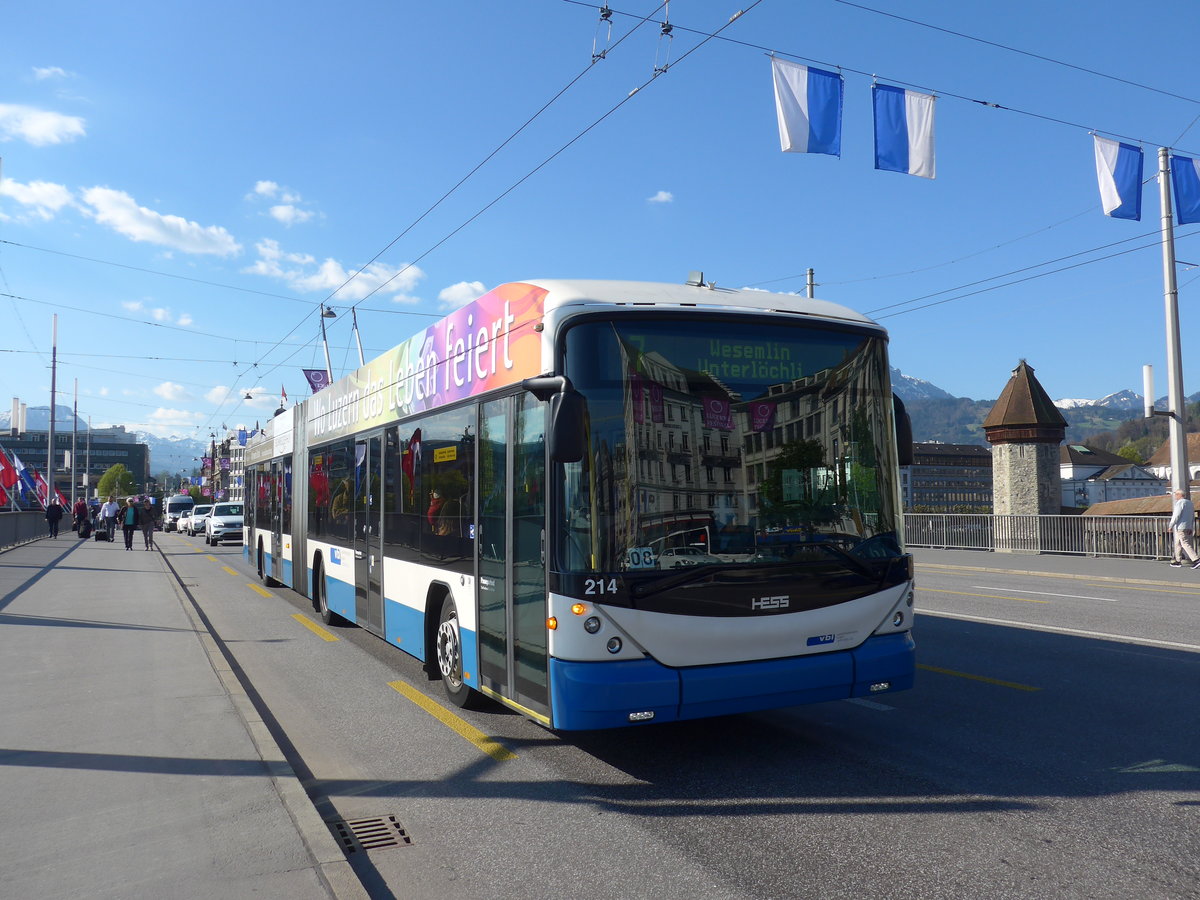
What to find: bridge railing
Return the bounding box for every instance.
[903,513,1172,560]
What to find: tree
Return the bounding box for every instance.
[96,464,137,499]
[1116,444,1144,465]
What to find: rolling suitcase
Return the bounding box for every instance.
[79,519,92,539]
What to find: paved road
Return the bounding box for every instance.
[2,536,1197,898]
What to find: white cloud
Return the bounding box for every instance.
[269,204,315,226]
[0,178,74,221]
[121,300,144,312]
[177,313,193,326]
[80,187,241,256]
[254,181,279,197]
[32,66,69,81]
[151,307,170,322]
[438,280,486,311]
[244,239,423,301]
[153,381,190,402]
[0,103,85,145]
[647,190,674,204]
[148,408,205,427]
[205,385,234,405]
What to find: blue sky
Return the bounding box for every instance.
[3,0,1200,438]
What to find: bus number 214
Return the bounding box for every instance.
[585,578,618,595]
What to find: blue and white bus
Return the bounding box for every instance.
[244,278,915,730]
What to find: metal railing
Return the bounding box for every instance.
[904,513,1172,560]
[0,511,48,551]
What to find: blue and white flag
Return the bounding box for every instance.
[1171,154,1200,225]
[1093,135,1143,220]
[771,57,843,157]
[873,84,936,179]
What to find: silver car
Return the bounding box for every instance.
[187,504,213,536]
[205,502,244,546]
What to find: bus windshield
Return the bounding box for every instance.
[559,315,903,575]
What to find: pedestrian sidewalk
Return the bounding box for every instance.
[0,535,366,900]
[913,546,1200,586]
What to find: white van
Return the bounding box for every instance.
[163,494,195,532]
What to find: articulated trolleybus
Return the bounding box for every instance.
[244,279,915,730]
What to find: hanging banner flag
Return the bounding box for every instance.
[771,57,843,157]
[702,397,734,431]
[750,401,778,433]
[0,448,17,490]
[237,428,248,447]
[1171,154,1200,225]
[1093,135,1143,220]
[873,84,936,179]
[303,368,331,393]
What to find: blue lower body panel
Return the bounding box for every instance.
[549,632,915,730]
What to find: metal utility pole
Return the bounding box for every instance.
[806,268,816,299]
[46,315,58,507]
[351,307,366,367]
[1158,148,1190,495]
[71,378,78,508]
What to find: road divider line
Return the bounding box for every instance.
[1085,582,1200,596]
[917,663,1040,692]
[925,588,1049,604]
[291,613,339,642]
[205,554,217,562]
[972,586,1117,602]
[388,680,518,762]
[248,583,272,597]
[221,565,238,576]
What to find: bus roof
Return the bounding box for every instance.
[524,279,877,328]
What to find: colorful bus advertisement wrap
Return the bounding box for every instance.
[306,282,547,444]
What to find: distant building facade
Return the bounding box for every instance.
[902,443,993,511]
[1145,433,1200,485]
[1,425,150,502]
[1060,444,1167,510]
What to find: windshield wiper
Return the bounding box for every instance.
[630,563,741,599]
[808,541,880,581]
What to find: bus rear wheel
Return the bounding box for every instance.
[436,599,480,709]
[314,563,343,626]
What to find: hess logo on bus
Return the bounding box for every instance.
[751,594,790,611]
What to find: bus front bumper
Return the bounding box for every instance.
[547,632,915,731]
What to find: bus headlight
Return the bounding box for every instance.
[584,616,601,634]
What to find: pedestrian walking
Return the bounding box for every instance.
[99,495,120,543]
[140,498,158,550]
[72,497,88,533]
[44,500,63,538]
[120,497,141,551]
[1167,489,1200,568]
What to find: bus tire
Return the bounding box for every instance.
[257,542,276,587]
[314,563,344,626]
[435,598,481,709]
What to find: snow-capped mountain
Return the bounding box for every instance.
[0,406,88,432]
[1054,390,1161,412]
[890,368,956,402]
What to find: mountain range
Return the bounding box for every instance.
[888,368,1200,445]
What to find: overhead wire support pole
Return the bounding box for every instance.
[351,307,366,367]
[1158,147,1190,495]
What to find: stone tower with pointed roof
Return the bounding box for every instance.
[984,360,1067,516]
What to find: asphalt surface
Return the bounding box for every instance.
[2,540,1200,897]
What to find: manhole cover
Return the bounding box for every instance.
[329,815,412,854]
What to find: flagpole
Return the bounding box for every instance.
[1158,147,1189,495]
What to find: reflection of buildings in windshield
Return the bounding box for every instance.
[609,338,894,559]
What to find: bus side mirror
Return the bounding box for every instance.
[523,376,587,464]
[548,390,586,463]
[893,394,914,467]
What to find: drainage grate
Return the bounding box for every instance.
[328,815,413,854]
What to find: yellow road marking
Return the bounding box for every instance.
[248,583,272,597]
[917,663,1040,692]
[205,554,217,562]
[291,613,339,642]
[222,565,238,576]
[924,588,1050,604]
[388,680,518,761]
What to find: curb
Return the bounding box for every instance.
[164,556,370,900]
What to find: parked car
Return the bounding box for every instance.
[176,511,192,535]
[205,502,244,546]
[657,546,723,569]
[187,504,213,536]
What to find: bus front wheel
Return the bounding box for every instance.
[436,598,480,709]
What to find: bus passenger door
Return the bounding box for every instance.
[354,435,384,634]
[269,461,284,585]
[477,395,549,719]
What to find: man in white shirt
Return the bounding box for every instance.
[1167,489,1200,568]
[99,496,120,542]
